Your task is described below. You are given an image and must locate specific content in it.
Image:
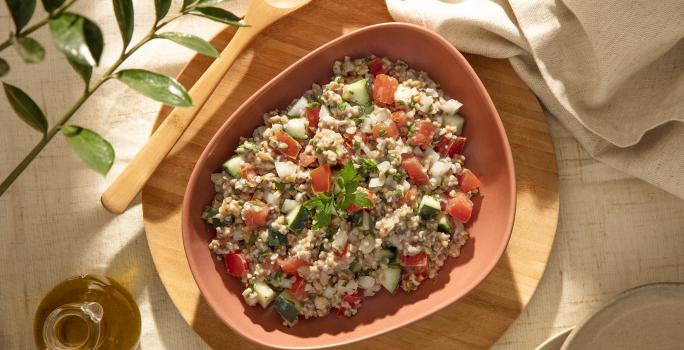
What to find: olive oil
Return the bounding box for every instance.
[34,275,141,350]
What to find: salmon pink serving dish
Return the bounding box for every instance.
[182,22,516,349]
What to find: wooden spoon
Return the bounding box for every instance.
[101,0,312,214]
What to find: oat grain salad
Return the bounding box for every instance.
[202,55,482,326]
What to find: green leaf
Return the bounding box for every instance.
[190,7,248,27]
[0,59,9,77]
[112,0,134,49]
[3,82,47,134]
[6,0,36,33]
[114,69,192,107]
[154,0,171,22]
[196,0,230,6]
[13,36,46,63]
[41,0,66,12]
[61,125,114,175]
[156,32,219,58]
[182,0,198,10]
[49,12,104,67]
[67,57,92,85]
[351,191,373,209]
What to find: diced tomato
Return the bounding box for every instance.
[399,187,418,205]
[289,276,308,301]
[240,164,257,183]
[298,152,317,168]
[401,157,429,185]
[343,293,363,304]
[400,252,428,268]
[225,253,248,278]
[449,136,467,156]
[372,74,398,105]
[372,120,399,139]
[368,57,384,76]
[279,258,310,275]
[391,111,408,129]
[310,164,332,193]
[244,202,269,229]
[336,307,346,318]
[306,105,321,130]
[446,192,474,223]
[273,132,301,159]
[459,169,481,193]
[409,120,436,146]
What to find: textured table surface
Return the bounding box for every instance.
[1,1,683,349]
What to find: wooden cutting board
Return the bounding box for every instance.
[141,0,560,348]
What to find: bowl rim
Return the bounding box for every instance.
[181,22,517,349]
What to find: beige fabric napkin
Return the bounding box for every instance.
[386,0,684,198]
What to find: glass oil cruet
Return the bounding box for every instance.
[34,274,141,350]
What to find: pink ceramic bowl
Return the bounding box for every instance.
[182,22,516,349]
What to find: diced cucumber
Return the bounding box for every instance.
[342,79,370,106]
[360,211,370,231]
[281,199,299,214]
[287,96,308,117]
[437,215,453,234]
[350,260,363,273]
[374,247,396,263]
[222,155,245,178]
[440,99,463,115]
[273,291,300,323]
[379,265,402,293]
[286,205,309,233]
[275,161,298,179]
[418,195,441,220]
[253,281,276,308]
[284,118,307,139]
[267,227,288,247]
[443,114,465,135]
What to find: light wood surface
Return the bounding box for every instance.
[101,0,312,214]
[141,0,559,348]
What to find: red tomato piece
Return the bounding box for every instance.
[409,120,436,146]
[343,293,363,305]
[336,307,347,318]
[400,252,428,268]
[244,202,269,229]
[448,136,467,156]
[435,137,452,157]
[225,253,248,278]
[240,164,257,183]
[310,164,332,193]
[391,111,408,129]
[372,74,398,105]
[459,169,481,193]
[368,57,384,76]
[279,258,310,275]
[401,157,429,185]
[446,192,474,223]
[298,153,317,168]
[399,187,418,205]
[273,132,302,159]
[289,276,308,301]
[373,120,399,139]
[306,105,321,130]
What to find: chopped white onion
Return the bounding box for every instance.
[440,99,463,115]
[281,199,299,213]
[394,85,415,105]
[332,229,348,250]
[368,178,383,188]
[287,96,308,117]
[430,161,451,177]
[416,95,434,113]
[275,161,298,178]
[358,275,376,289]
[377,161,391,173]
[263,191,281,207]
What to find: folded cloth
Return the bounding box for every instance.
[386,0,684,198]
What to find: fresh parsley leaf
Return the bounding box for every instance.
[393,169,407,182]
[378,130,387,137]
[408,123,417,134]
[306,100,320,109]
[351,191,373,209]
[338,102,347,111]
[353,140,361,151]
[357,158,378,178]
[304,194,335,229]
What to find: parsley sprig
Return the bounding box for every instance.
[304,161,374,229]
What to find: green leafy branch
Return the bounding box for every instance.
[304,161,374,229]
[0,0,247,196]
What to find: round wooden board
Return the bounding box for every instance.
[141,1,560,349]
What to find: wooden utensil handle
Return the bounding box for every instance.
[101,29,255,214]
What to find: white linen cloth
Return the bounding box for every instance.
[386,0,684,198]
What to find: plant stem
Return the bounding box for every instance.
[0,0,78,52]
[0,14,183,196]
